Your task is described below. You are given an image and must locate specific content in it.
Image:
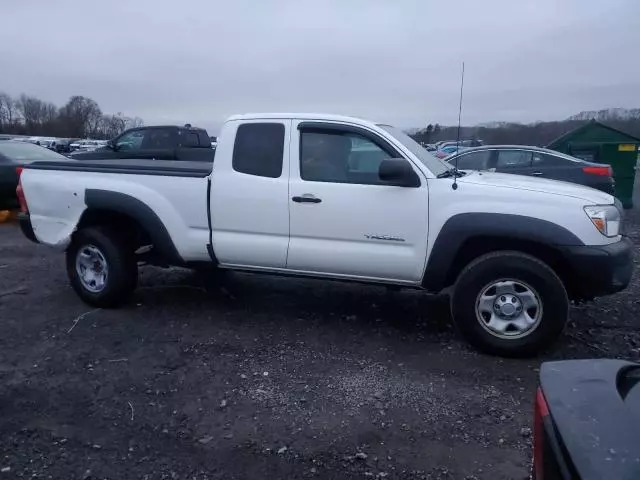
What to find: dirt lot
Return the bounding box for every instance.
[0,189,638,479]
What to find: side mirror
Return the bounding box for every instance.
[379,158,420,187]
[106,140,116,150]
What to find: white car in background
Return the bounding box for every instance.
[27,137,54,146]
[70,140,107,152]
[27,137,59,149]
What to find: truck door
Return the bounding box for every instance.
[287,121,429,283]
[209,120,291,269]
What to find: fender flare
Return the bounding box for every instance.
[422,212,583,292]
[84,189,183,265]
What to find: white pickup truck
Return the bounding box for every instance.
[17,113,633,357]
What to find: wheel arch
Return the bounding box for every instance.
[423,213,583,298]
[76,189,183,265]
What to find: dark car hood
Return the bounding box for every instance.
[540,359,640,480]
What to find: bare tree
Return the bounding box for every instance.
[0,93,22,134]
[86,105,104,138]
[58,95,103,137]
[0,93,9,128]
[97,114,127,139]
[425,124,433,143]
[0,91,150,137]
[16,94,48,130]
[42,102,58,124]
[5,94,19,126]
[0,93,10,125]
[124,116,144,130]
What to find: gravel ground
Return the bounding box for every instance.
[0,186,638,480]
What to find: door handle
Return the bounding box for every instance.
[292,195,322,203]
[531,171,544,176]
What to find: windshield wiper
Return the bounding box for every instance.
[437,168,466,178]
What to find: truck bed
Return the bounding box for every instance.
[27,159,213,178]
[21,159,212,261]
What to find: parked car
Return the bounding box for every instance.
[69,139,107,152]
[0,141,73,210]
[69,125,215,162]
[534,359,640,479]
[17,113,632,357]
[30,137,58,148]
[436,139,483,150]
[54,138,78,154]
[435,145,470,158]
[41,138,74,154]
[446,145,615,194]
[51,138,71,154]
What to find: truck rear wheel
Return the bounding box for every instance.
[66,227,138,308]
[450,251,568,357]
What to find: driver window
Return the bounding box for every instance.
[300,130,393,185]
[116,130,145,150]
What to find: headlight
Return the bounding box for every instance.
[584,205,621,237]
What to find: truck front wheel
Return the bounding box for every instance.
[450,251,568,357]
[66,227,138,308]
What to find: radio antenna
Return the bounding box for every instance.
[452,61,465,190]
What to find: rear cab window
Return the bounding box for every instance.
[180,129,212,148]
[196,130,210,147]
[183,132,200,147]
[232,123,285,178]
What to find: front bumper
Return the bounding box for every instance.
[18,212,38,244]
[560,237,633,298]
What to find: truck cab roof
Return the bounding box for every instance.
[227,113,379,129]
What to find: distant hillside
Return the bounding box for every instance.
[412,108,640,146]
[567,108,640,122]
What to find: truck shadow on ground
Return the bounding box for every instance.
[131,264,640,362]
[134,267,456,336]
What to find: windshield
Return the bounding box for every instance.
[0,142,68,163]
[378,125,452,176]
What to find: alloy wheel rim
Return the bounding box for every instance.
[75,244,108,293]
[475,279,543,339]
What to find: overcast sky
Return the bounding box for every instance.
[2,0,639,133]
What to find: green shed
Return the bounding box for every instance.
[547,120,639,208]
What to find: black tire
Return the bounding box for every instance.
[450,251,568,358]
[66,226,138,308]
